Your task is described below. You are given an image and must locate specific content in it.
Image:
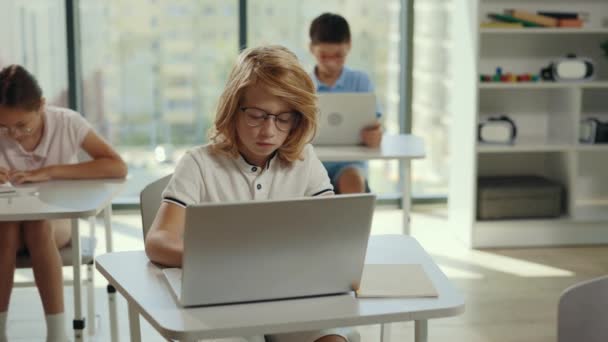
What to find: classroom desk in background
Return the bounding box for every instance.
[315,134,426,234]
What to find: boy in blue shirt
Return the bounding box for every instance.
[309,12,382,194]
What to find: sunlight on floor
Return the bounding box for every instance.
[371,206,574,279]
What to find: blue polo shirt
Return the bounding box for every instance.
[311,66,380,190]
[312,66,373,92]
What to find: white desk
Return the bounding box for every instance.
[96,235,464,342]
[0,179,125,342]
[314,134,425,234]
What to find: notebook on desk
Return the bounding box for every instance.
[313,92,377,146]
[0,182,14,195]
[356,264,438,298]
[0,182,38,197]
[161,194,376,307]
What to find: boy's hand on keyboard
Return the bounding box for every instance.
[361,122,382,148]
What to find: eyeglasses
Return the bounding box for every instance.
[240,107,299,132]
[0,123,34,136]
[0,126,34,136]
[0,117,37,137]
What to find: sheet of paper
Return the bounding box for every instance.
[356,264,438,298]
[161,268,183,302]
[0,182,38,196]
[0,182,16,194]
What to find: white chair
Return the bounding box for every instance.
[558,275,608,342]
[140,174,172,239]
[138,174,361,342]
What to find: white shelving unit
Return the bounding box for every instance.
[449,0,608,248]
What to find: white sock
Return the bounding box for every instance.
[45,313,68,342]
[0,311,7,342]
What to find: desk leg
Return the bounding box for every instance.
[87,217,96,336]
[128,302,141,342]
[380,323,391,342]
[104,205,114,253]
[401,160,411,235]
[71,218,85,342]
[414,320,427,342]
[104,205,120,342]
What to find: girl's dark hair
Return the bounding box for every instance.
[0,65,43,111]
[309,13,351,45]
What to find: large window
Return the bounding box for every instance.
[248,0,403,194]
[0,0,68,108]
[79,0,239,201]
[1,0,448,202]
[410,0,450,198]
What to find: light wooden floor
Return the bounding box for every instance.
[6,205,608,341]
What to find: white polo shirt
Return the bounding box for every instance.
[0,106,91,171]
[162,143,334,207]
[161,144,352,342]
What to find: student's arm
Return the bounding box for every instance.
[10,130,128,184]
[361,122,382,148]
[358,72,383,148]
[146,152,201,267]
[306,145,335,196]
[145,202,186,267]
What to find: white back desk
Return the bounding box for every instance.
[314,134,425,234]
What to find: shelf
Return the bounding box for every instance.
[576,199,608,206]
[481,28,608,34]
[572,201,608,222]
[576,144,608,151]
[481,0,608,4]
[476,215,571,225]
[477,138,573,153]
[479,81,608,89]
[580,82,608,89]
[473,216,608,248]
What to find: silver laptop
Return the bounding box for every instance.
[162,194,376,307]
[313,92,377,145]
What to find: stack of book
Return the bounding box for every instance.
[482,10,584,28]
